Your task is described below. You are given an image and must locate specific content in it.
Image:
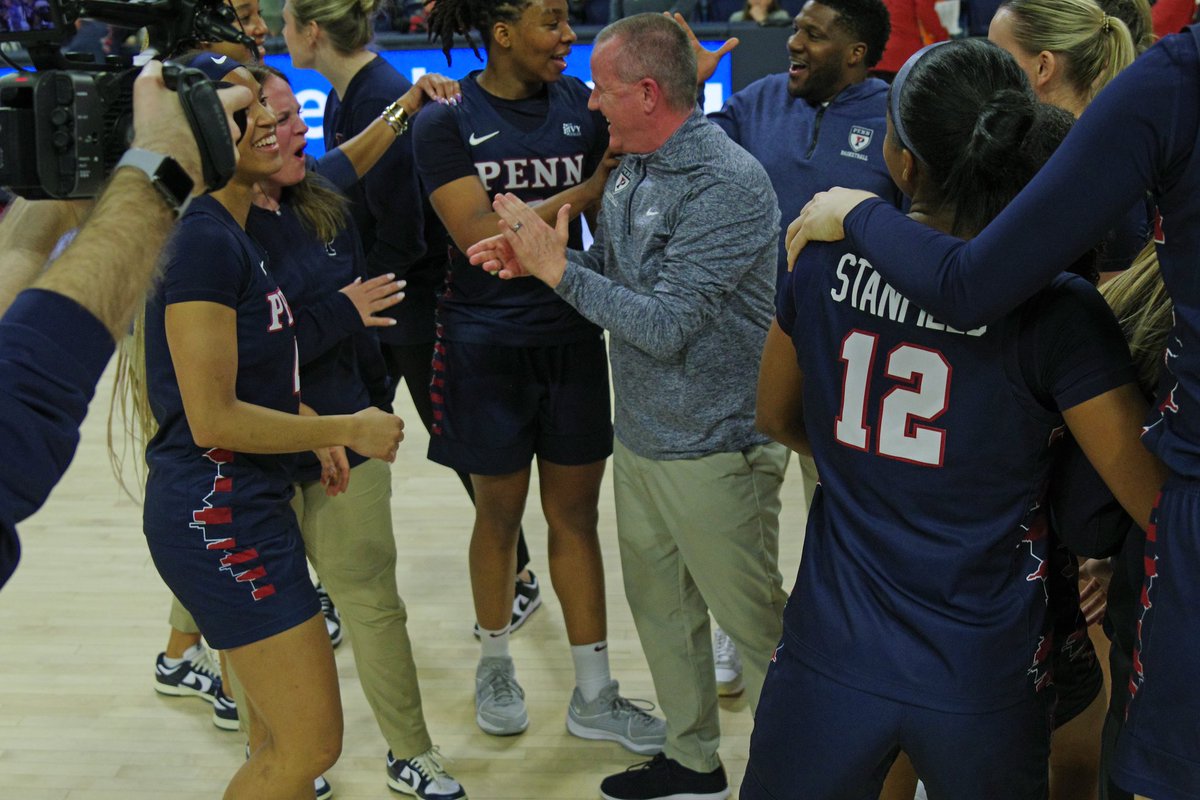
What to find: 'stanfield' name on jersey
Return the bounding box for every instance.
[474,155,585,192]
[830,253,987,337]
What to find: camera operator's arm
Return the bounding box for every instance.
[32,62,252,340]
[0,199,87,317]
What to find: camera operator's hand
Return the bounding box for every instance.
[131,60,252,189]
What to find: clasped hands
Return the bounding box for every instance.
[466,193,572,288]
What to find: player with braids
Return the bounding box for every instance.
[415,0,665,755]
[284,0,547,645]
[748,39,1165,799]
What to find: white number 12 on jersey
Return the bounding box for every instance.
[834,330,951,467]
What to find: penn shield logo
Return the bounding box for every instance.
[849,125,873,152]
[613,169,632,193]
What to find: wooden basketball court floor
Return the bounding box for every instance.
[0,362,810,799]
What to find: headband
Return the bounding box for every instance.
[889,40,950,165]
[185,52,245,82]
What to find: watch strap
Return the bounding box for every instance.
[115,148,195,218]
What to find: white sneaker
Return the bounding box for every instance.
[713,628,744,697]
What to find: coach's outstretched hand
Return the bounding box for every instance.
[467,193,571,286]
[132,60,253,191]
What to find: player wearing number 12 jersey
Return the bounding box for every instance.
[745,40,1162,800]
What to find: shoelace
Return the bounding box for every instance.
[609,694,658,724]
[316,584,336,615]
[190,645,221,680]
[484,666,525,704]
[408,745,455,782]
[714,630,739,665]
[623,753,670,774]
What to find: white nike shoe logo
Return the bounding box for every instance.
[210,55,227,64]
[469,131,500,146]
[645,208,660,216]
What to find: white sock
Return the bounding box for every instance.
[571,641,612,702]
[181,643,204,663]
[479,625,511,660]
[161,654,185,668]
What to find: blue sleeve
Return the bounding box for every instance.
[347,95,422,243]
[1048,433,1130,559]
[309,149,358,194]
[775,251,802,336]
[841,35,1198,329]
[294,292,362,366]
[0,290,115,586]
[708,92,742,142]
[413,102,476,195]
[1021,276,1138,412]
[356,330,392,412]
[162,215,247,308]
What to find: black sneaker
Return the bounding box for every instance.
[212,685,239,731]
[600,753,730,800]
[386,747,466,799]
[510,572,542,632]
[153,645,221,702]
[314,775,332,800]
[315,582,343,648]
[472,571,543,638]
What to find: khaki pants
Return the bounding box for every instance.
[613,439,789,773]
[292,458,431,758]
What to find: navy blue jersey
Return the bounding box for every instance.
[778,241,1136,712]
[144,196,300,542]
[710,74,902,293]
[324,55,446,346]
[413,72,607,346]
[0,290,114,588]
[840,28,1200,480]
[246,200,387,483]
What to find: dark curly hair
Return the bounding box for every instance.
[427,0,536,64]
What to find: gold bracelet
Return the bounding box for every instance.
[381,99,410,137]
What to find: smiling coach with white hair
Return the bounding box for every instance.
[467,13,787,800]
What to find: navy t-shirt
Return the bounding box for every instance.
[324,55,448,346]
[144,196,300,542]
[778,239,1136,712]
[246,200,387,483]
[413,72,607,346]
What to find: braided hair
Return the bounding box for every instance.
[427,0,534,64]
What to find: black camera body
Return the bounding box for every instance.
[0,66,134,198]
[0,0,255,199]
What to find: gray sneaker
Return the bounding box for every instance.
[566,680,666,755]
[475,656,528,736]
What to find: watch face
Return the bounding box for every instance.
[153,155,194,208]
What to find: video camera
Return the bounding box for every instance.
[0,0,256,198]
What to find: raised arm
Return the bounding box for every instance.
[792,34,1196,329]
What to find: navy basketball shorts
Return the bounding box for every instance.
[145,519,320,650]
[427,334,613,476]
[1113,479,1200,800]
[742,637,1051,800]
